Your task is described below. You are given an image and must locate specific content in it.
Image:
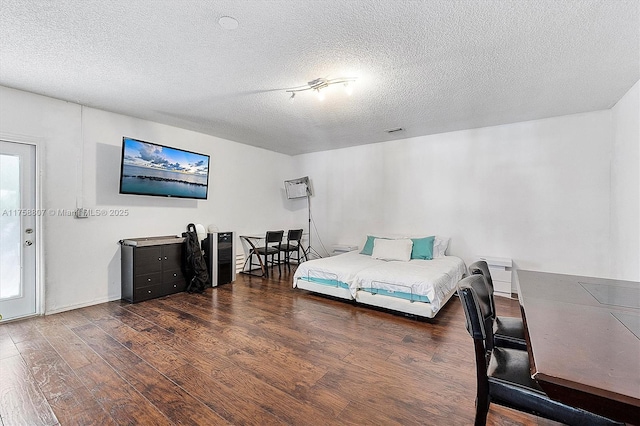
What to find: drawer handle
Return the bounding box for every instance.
[165,256,168,260]
[147,278,152,282]
[173,284,177,288]
[173,273,177,277]
[158,257,162,261]
[148,290,152,294]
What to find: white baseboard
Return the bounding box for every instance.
[45,294,122,315]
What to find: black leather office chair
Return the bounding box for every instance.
[249,230,283,277]
[280,229,303,270]
[468,260,526,351]
[457,275,622,426]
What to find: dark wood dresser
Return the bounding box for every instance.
[120,236,186,303]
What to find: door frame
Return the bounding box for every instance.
[1,132,44,320]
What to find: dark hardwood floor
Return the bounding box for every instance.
[0,267,561,425]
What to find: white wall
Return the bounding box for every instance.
[295,110,617,280]
[0,86,298,314]
[610,80,640,280]
[2,80,636,315]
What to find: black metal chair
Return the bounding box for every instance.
[457,275,622,426]
[468,260,526,351]
[279,229,304,270]
[249,230,283,277]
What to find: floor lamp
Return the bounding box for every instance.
[284,176,317,260]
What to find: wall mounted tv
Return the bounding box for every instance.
[119,137,210,200]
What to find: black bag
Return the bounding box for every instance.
[182,223,210,293]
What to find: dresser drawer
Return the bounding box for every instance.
[162,279,187,295]
[488,267,511,283]
[163,268,184,283]
[134,272,163,288]
[493,279,512,295]
[134,246,163,275]
[134,284,164,302]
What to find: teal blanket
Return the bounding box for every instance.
[361,288,430,303]
[299,276,349,289]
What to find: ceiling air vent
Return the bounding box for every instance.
[384,127,404,134]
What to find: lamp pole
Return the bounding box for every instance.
[306,194,311,261]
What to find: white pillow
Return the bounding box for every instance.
[433,236,450,257]
[371,238,413,262]
[360,233,404,248]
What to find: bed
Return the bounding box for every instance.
[293,250,380,300]
[293,236,466,318]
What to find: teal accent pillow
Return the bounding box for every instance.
[360,235,377,255]
[410,236,435,260]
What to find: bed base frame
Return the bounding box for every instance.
[295,274,459,318]
[355,284,457,318]
[294,270,354,300]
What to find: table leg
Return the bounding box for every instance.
[240,236,267,277]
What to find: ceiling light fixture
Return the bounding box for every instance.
[218,16,239,30]
[286,77,357,101]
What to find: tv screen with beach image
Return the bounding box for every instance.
[119,137,210,199]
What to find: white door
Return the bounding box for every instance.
[0,141,37,321]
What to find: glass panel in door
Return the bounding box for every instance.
[0,141,37,321]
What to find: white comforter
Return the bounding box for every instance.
[293,250,380,287]
[351,256,467,311]
[294,251,466,311]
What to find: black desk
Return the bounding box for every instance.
[516,270,640,424]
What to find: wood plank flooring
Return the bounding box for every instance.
[0,267,561,425]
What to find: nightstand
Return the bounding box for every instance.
[478,256,513,298]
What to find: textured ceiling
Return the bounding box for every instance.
[1,0,638,155]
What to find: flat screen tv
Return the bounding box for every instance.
[119,137,210,199]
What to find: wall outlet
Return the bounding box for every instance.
[75,208,89,219]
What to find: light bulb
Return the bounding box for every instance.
[316,89,324,101]
[344,82,353,96]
